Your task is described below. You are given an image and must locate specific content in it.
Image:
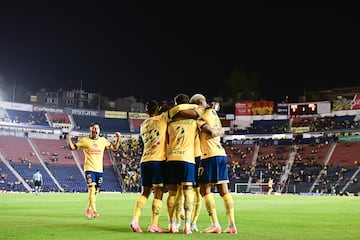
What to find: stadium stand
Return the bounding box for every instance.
[129,118,144,133]
[0,161,27,191]
[1,101,360,195]
[329,142,360,167]
[47,112,71,124]
[252,119,290,133]
[72,114,130,133]
[0,135,122,192]
[5,109,49,126]
[0,136,39,164]
[31,138,74,165]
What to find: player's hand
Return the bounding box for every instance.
[115,132,121,139]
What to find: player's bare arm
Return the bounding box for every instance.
[109,132,121,151]
[66,132,77,151]
[200,123,224,138]
[172,109,200,120]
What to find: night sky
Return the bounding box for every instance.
[0,1,359,103]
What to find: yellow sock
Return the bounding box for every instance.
[88,186,96,212]
[191,187,202,224]
[132,195,147,222]
[166,190,177,224]
[222,193,235,225]
[183,188,194,225]
[175,186,184,222]
[203,194,219,225]
[151,198,162,227]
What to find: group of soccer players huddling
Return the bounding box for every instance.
[129,93,237,234]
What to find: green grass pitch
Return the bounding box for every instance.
[0,193,359,240]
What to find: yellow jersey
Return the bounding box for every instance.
[167,118,201,163]
[76,136,111,172]
[140,112,169,162]
[199,108,226,159]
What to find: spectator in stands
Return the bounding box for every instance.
[66,122,121,219]
[130,100,168,233]
[189,93,237,234]
[32,169,43,195]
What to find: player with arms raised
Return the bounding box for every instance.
[67,122,121,219]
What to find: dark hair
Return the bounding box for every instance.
[146,100,159,115]
[159,103,169,113]
[174,93,189,105]
[90,122,100,127]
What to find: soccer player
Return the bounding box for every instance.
[32,169,43,195]
[130,100,168,233]
[66,122,121,219]
[166,93,200,234]
[191,133,202,232]
[189,93,237,234]
[173,128,202,232]
[268,177,274,195]
[166,93,223,234]
[130,99,202,233]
